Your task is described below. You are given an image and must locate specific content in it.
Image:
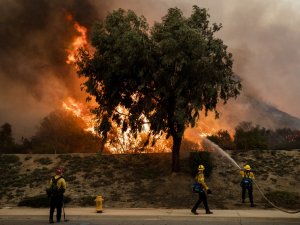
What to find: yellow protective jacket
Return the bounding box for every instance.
[49,175,67,191]
[240,171,254,180]
[195,172,209,191]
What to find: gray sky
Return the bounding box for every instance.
[0,0,299,139]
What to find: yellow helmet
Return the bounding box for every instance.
[244,165,251,170]
[198,165,205,170]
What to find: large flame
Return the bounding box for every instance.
[62,16,172,153]
[62,15,230,153]
[63,15,96,133]
[62,98,172,153]
[65,13,88,64]
[62,97,96,134]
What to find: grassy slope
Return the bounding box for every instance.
[0,150,299,210]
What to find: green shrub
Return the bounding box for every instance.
[65,175,77,182]
[0,154,19,164]
[79,195,96,206]
[58,154,72,161]
[90,181,102,188]
[24,156,31,161]
[264,191,300,209]
[34,157,52,165]
[207,130,235,150]
[18,195,71,208]
[189,151,213,177]
[134,167,164,179]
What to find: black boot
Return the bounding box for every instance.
[206,210,213,214]
[191,209,199,215]
[49,219,54,224]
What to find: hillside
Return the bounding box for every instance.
[242,95,300,129]
[214,94,300,133]
[0,150,299,210]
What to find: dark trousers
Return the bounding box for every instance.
[242,186,253,204]
[49,196,63,222]
[192,190,210,212]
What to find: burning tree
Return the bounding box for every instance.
[76,6,241,172]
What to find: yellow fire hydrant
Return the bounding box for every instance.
[95,195,104,213]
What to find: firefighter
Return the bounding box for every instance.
[47,168,67,223]
[191,165,213,215]
[240,164,255,207]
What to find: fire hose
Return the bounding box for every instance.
[200,136,300,214]
[253,180,300,214]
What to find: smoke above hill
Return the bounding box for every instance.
[0,0,107,138]
[0,0,299,139]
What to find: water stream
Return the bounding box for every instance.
[199,134,241,170]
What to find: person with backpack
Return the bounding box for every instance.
[240,164,255,207]
[47,168,67,223]
[191,165,213,215]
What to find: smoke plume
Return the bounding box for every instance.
[0,0,107,138]
[1,0,300,139]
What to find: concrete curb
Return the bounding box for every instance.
[0,207,299,221]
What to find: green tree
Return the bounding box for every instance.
[270,128,300,150]
[234,121,268,150]
[76,6,241,172]
[207,129,235,150]
[189,151,213,178]
[0,123,15,152]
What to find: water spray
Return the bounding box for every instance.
[199,134,300,214]
[201,136,241,170]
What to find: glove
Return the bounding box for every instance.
[207,189,212,194]
[46,188,51,198]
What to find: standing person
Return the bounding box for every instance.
[240,164,255,207]
[47,168,67,223]
[191,165,213,215]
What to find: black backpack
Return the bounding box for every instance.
[192,182,203,193]
[46,176,63,197]
[240,176,252,188]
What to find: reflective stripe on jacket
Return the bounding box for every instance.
[49,175,67,190]
[195,172,209,191]
[240,171,254,180]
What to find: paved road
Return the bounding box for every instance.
[0,217,299,225]
[0,208,299,225]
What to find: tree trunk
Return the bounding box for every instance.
[172,134,182,172]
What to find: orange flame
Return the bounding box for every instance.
[65,14,88,64]
[62,98,172,153]
[63,14,95,132]
[62,97,229,152]
[62,97,96,134]
[62,13,230,153]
